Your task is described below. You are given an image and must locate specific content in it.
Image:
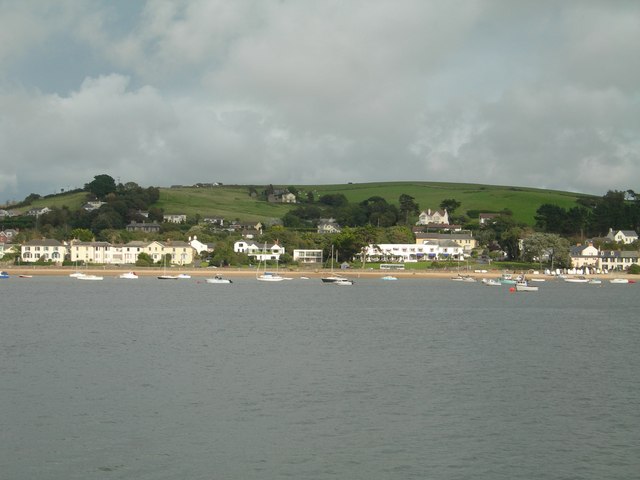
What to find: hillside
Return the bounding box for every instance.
[14,182,594,226]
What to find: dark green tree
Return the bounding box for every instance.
[85,174,117,199]
[399,194,420,224]
[440,198,461,215]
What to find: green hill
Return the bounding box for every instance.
[16,182,594,226]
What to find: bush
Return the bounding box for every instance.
[627,264,640,275]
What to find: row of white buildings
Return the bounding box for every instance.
[20,239,196,265]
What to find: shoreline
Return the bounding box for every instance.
[1,265,636,280]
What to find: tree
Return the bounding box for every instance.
[85,174,117,199]
[534,204,568,233]
[440,198,461,215]
[399,194,419,224]
[70,228,94,242]
[522,233,570,270]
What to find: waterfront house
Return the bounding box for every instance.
[234,240,284,261]
[293,249,323,264]
[361,241,464,263]
[415,232,477,253]
[21,239,67,264]
[570,243,600,270]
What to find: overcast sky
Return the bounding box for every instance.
[1,0,638,201]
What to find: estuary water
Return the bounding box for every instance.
[1,276,639,479]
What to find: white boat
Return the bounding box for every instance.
[588,278,602,285]
[334,279,354,286]
[206,275,233,284]
[529,278,546,282]
[119,271,138,279]
[482,278,502,286]
[515,280,538,292]
[609,278,629,284]
[256,243,285,282]
[257,272,285,282]
[322,246,348,283]
[564,276,589,283]
[76,274,103,281]
[381,275,398,281]
[69,271,85,278]
[451,274,476,282]
[157,275,178,280]
[176,273,191,279]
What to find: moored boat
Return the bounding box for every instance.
[0,271,9,279]
[206,275,233,284]
[515,280,538,292]
[564,276,589,283]
[76,274,103,281]
[119,271,138,279]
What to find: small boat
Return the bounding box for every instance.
[588,278,602,285]
[157,275,178,280]
[257,272,285,282]
[300,276,310,280]
[334,279,354,286]
[515,280,538,292]
[76,274,103,281]
[609,278,629,284]
[206,275,233,284]
[451,274,476,282]
[564,276,589,283]
[499,274,517,284]
[381,275,398,281]
[119,271,138,279]
[69,272,85,278]
[0,271,9,279]
[176,273,191,279]
[482,278,502,286]
[19,274,33,278]
[529,278,546,283]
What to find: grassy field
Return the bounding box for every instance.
[13,182,594,226]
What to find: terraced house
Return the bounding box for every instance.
[21,239,67,264]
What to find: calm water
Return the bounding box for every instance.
[1,276,639,479]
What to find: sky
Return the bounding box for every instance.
[1,0,639,202]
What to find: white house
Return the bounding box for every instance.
[317,218,342,234]
[189,236,214,255]
[293,249,323,264]
[234,241,284,261]
[361,242,464,263]
[599,250,640,271]
[416,209,449,226]
[606,229,638,245]
[163,214,187,224]
[570,243,601,269]
[21,239,67,264]
[415,232,477,252]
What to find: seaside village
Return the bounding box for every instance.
[1,205,639,275]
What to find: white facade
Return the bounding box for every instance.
[163,214,187,223]
[21,239,67,263]
[293,249,323,263]
[362,242,464,262]
[417,209,449,226]
[234,241,284,261]
[606,229,638,244]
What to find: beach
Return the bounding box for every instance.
[2,265,634,280]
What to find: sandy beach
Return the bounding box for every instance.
[2,265,634,280]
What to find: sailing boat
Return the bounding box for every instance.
[256,243,284,282]
[157,254,178,280]
[321,245,349,283]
